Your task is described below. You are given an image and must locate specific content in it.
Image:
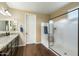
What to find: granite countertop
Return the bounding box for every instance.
[0,34,18,51]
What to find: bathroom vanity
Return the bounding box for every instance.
[0,13,18,56]
[0,34,19,56]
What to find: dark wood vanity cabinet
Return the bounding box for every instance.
[0,36,19,56]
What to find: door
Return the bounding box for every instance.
[26,14,36,44]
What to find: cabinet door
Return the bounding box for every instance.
[0,44,12,56]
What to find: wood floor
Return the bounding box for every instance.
[15,44,56,56]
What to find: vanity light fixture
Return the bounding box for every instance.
[0,10,6,16]
[0,7,11,16]
[5,10,11,16]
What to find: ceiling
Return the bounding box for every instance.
[6,2,70,14]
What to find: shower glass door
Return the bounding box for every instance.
[48,9,78,56]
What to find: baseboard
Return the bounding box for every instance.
[36,42,41,44]
[26,42,41,44]
[18,44,26,47]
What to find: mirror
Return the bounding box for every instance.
[0,20,18,32]
[0,21,9,31]
[9,20,18,31]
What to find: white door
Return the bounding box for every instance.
[26,14,36,44]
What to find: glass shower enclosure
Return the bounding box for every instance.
[48,8,78,56]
